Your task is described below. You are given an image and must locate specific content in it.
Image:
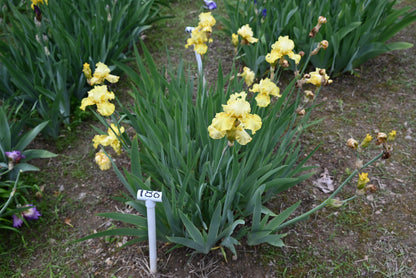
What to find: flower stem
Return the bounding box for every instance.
[277,151,384,230]
[0,171,20,217]
[212,144,229,187]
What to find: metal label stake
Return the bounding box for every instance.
[137,189,163,274]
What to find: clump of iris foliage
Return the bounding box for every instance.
[78,2,327,254]
[219,0,416,77]
[0,0,169,138]
[0,101,56,232]
[78,3,394,256]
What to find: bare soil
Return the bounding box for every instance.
[3,1,416,277]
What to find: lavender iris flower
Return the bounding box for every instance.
[12,205,41,228]
[5,151,25,163]
[204,0,217,10]
[12,215,23,228]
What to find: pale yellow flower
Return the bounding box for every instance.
[198,12,216,33]
[357,172,370,189]
[93,124,125,155]
[89,62,120,86]
[250,78,280,107]
[208,92,262,145]
[265,36,301,65]
[237,24,258,44]
[80,85,115,116]
[185,27,212,55]
[238,67,255,87]
[95,150,111,171]
[185,12,216,55]
[305,68,332,87]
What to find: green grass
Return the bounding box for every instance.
[0,191,88,277]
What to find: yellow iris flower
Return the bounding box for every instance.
[306,68,332,87]
[84,62,120,86]
[93,124,125,155]
[250,78,281,107]
[95,150,112,171]
[185,27,213,55]
[265,36,301,65]
[185,12,216,55]
[208,92,262,145]
[80,85,115,116]
[238,67,255,87]
[198,12,216,33]
[237,24,258,45]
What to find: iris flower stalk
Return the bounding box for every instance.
[276,151,384,230]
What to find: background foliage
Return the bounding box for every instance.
[0,0,169,138]
[220,0,416,77]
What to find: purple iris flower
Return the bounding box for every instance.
[12,205,41,228]
[204,0,217,10]
[22,205,42,220]
[5,151,25,164]
[262,8,267,18]
[12,215,23,228]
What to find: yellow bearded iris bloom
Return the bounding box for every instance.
[208,92,262,145]
[357,172,370,189]
[222,92,251,118]
[237,24,258,44]
[80,85,115,116]
[250,78,280,107]
[185,27,213,55]
[185,12,216,55]
[306,68,332,87]
[265,36,301,65]
[198,12,216,33]
[93,124,125,155]
[238,67,255,87]
[31,0,47,9]
[86,62,120,86]
[95,150,112,171]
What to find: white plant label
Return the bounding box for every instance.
[137,189,163,202]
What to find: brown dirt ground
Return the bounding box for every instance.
[3,1,416,277]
